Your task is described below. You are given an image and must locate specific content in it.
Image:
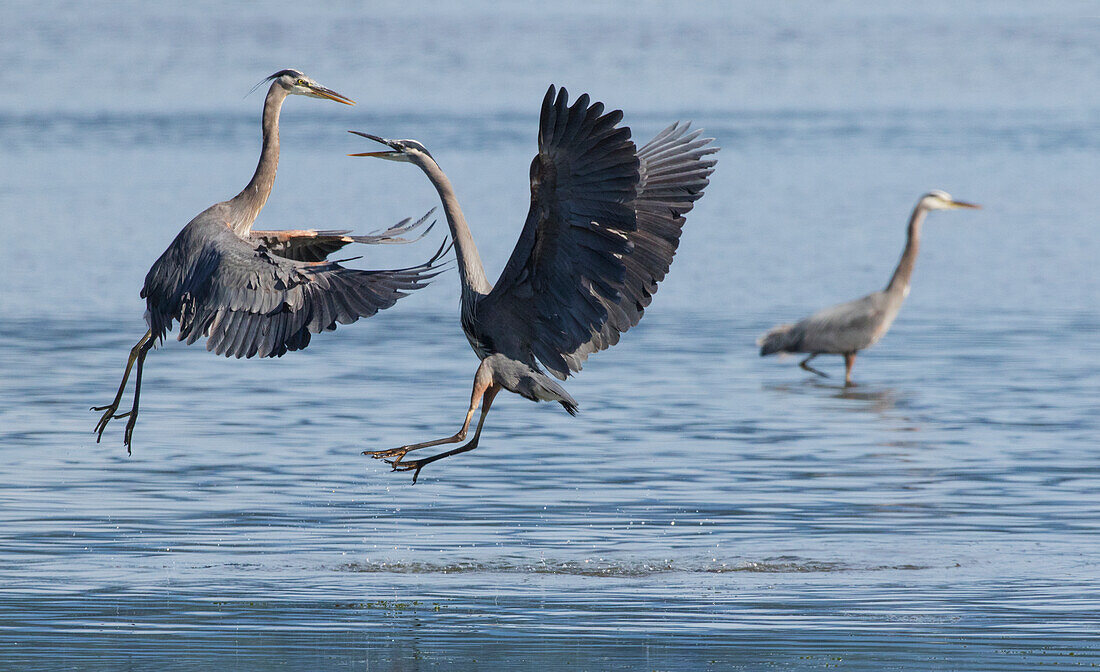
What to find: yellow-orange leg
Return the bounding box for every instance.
[92,330,153,453]
[365,359,494,462]
[844,353,857,386]
[388,384,501,484]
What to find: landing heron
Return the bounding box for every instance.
[758,191,980,385]
[93,69,446,451]
[350,85,717,482]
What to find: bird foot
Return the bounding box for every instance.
[91,404,122,443]
[363,447,410,460]
[122,416,138,455]
[91,404,137,454]
[799,363,829,378]
[385,457,426,484]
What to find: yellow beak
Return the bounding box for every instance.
[309,84,356,106]
[949,200,981,209]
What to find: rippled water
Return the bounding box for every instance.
[2,1,1099,669]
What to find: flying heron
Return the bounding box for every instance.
[349,85,717,482]
[758,190,980,385]
[93,69,447,452]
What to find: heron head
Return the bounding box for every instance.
[346,131,434,164]
[921,190,980,211]
[261,69,355,105]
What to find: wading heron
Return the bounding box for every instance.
[758,191,980,385]
[93,69,447,451]
[349,85,717,482]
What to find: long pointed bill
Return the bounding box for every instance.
[949,200,981,209]
[309,84,356,105]
[348,150,401,158]
[347,130,403,159]
[348,131,389,144]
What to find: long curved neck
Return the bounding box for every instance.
[416,156,492,299]
[229,83,287,235]
[885,203,928,298]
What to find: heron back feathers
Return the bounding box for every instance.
[759,292,899,357]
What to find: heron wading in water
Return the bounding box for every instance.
[758,190,979,385]
[93,69,446,451]
[349,85,717,483]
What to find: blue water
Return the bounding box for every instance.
[1,2,1098,669]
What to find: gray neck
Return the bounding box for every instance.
[415,155,492,299]
[229,82,287,235]
[885,203,928,298]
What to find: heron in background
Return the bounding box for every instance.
[758,191,980,385]
[349,85,717,482]
[93,69,447,451]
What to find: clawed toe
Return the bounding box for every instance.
[363,447,409,460]
[93,408,119,441]
[385,458,426,484]
[385,458,416,471]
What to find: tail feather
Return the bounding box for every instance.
[758,323,796,356]
[526,370,579,415]
[541,376,578,416]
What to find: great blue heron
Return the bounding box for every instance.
[758,190,980,385]
[93,69,447,452]
[349,85,717,482]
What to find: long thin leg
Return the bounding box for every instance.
[121,339,154,454]
[389,384,501,484]
[844,353,857,386]
[799,354,828,378]
[93,330,152,443]
[365,360,493,461]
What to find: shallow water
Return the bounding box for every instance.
[1,2,1099,670]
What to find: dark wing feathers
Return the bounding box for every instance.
[482,86,639,378]
[250,210,435,262]
[557,122,716,375]
[481,85,717,379]
[143,221,448,359]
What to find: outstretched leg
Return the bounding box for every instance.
[389,384,501,484]
[844,353,857,386]
[799,354,828,378]
[121,339,154,453]
[365,359,494,462]
[92,330,152,447]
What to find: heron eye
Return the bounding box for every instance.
[297,79,307,86]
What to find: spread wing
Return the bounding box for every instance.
[143,221,448,359]
[250,210,435,262]
[479,85,716,379]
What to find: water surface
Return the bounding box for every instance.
[1,2,1098,669]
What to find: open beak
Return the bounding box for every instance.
[347,130,402,158]
[949,200,981,209]
[309,84,356,106]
